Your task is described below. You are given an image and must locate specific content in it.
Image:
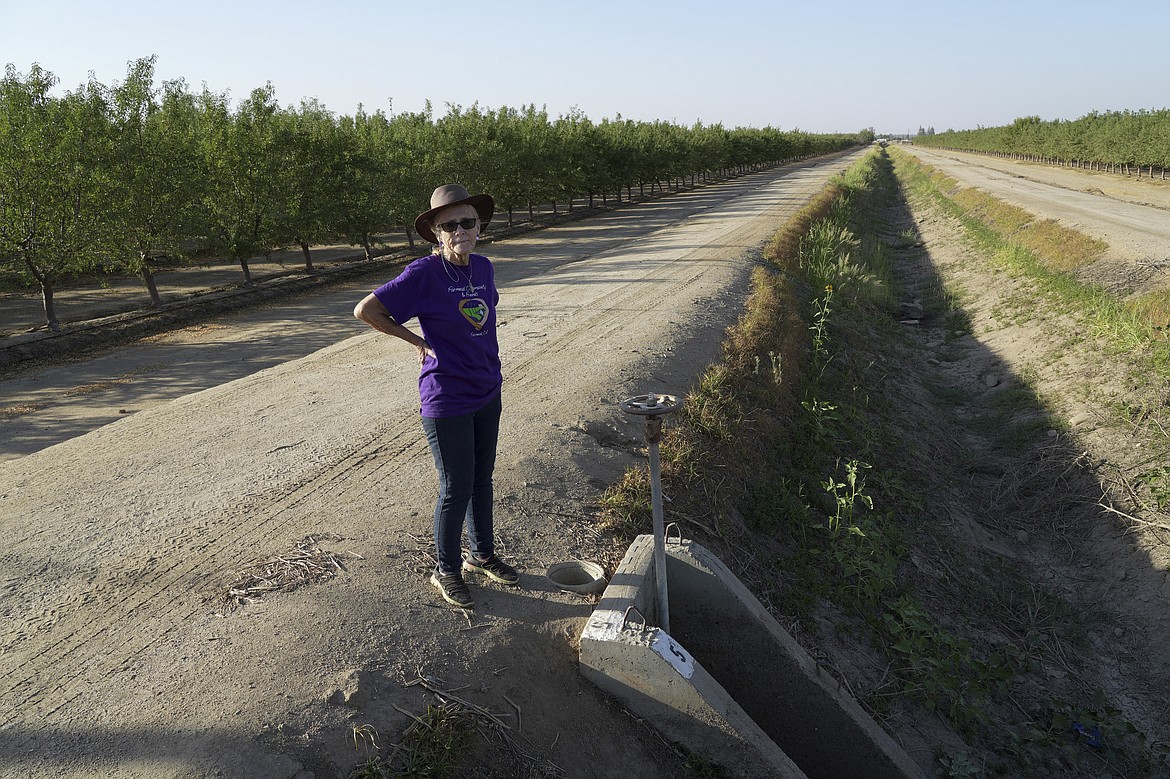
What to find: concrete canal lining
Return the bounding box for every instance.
[579,535,926,779]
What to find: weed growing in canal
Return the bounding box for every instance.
[809,285,833,366]
[821,458,872,537]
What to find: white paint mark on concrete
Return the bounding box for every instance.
[651,630,694,678]
[582,609,623,642]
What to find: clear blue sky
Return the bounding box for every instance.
[3,0,1167,135]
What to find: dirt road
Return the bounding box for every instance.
[906,145,1170,295]
[0,153,865,778]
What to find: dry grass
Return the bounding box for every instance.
[64,377,132,396]
[1128,288,1170,330]
[1021,219,1107,271]
[985,440,1099,539]
[225,533,360,607]
[0,402,44,420]
[952,188,1106,271]
[728,180,845,397]
[349,670,564,778]
[763,182,846,265]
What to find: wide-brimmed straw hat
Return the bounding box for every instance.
[414,184,495,244]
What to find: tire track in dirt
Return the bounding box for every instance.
[0,374,432,716]
[0,352,442,726]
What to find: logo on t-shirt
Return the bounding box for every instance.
[459,298,488,330]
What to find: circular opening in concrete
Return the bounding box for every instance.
[546,560,607,594]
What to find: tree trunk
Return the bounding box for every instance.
[41,282,60,332]
[508,207,514,227]
[299,240,315,272]
[139,254,162,307]
[527,201,534,221]
[406,227,415,248]
[362,233,373,261]
[24,257,60,331]
[552,201,558,215]
[238,258,253,288]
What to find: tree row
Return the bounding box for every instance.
[915,110,1170,178]
[0,57,865,329]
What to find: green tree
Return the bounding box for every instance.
[432,103,511,223]
[337,105,431,256]
[274,98,345,271]
[597,117,640,201]
[104,56,206,305]
[692,122,733,180]
[199,83,285,286]
[0,64,109,330]
[554,108,606,207]
[517,104,560,215]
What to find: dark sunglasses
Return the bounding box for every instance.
[436,217,478,233]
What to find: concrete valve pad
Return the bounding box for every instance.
[579,535,927,779]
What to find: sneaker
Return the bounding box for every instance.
[462,553,520,586]
[430,570,474,608]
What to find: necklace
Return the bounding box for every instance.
[440,254,476,296]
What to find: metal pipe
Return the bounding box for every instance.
[620,392,683,634]
[646,415,669,634]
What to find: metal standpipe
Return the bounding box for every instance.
[620,392,684,634]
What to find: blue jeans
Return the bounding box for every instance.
[421,392,501,575]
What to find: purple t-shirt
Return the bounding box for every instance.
[373,253,501,418]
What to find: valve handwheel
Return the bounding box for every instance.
[620,393,684,416]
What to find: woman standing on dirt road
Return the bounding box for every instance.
[353,184,519,609]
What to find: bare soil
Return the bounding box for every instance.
[2,147,1169,778]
